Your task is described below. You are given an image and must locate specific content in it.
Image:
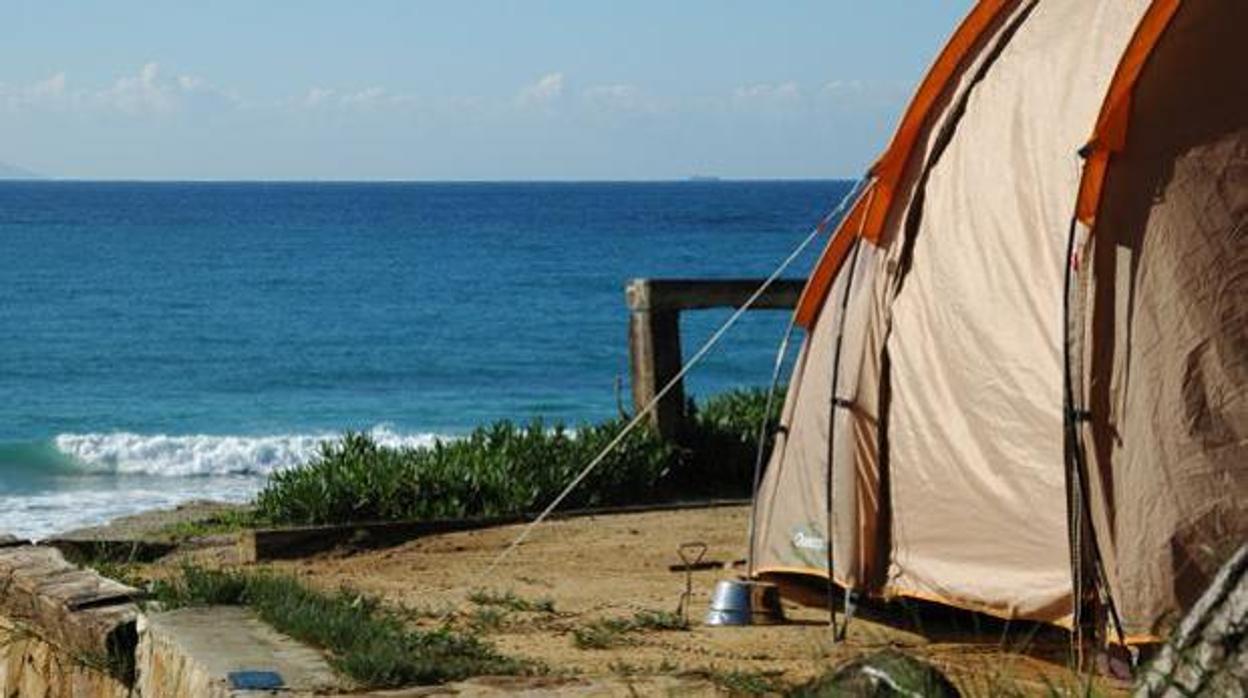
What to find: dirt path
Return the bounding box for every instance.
[208,505,1130,696]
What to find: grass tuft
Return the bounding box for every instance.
[156,509,258,541]
[689,667,787,696]
[468,589,556,614]
[571,609,689,650]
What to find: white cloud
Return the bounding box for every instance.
[817,79,911,110]
[31,72,67,99]
[732,81,800,104]
[101,62,176,114]
[300,85,414,112]
[581,83,650,113]
[340,86,387,109]
[0,63,240,116]
[302,87,335,108]
[0,71,70,111]
[177,75,204,92]
[517,72,564,107]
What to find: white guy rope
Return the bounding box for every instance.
[450,179,867,607]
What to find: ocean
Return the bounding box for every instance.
[0,180,850,538]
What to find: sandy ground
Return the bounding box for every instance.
[170,505,1130,696]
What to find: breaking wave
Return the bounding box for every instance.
[52,427,449,477]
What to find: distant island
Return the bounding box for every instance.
[0,161,42,180]
[686,175,721,182]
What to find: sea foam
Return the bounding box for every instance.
[53,427,448,477]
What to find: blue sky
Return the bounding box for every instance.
[0,2,971,180]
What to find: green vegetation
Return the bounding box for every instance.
[468,588,556,614]
[571,609,689,649]
[691,667,788,696]
[151,566,532,688]
[255,388,781,526]
[156,509,258,541]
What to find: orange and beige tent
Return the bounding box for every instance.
[749,0,1246,644]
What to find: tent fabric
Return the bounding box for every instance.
[884,0,1149,624]
[1078,0,1248,639]
[751,0,1245,639]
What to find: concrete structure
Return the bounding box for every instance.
[136,607,343,698]
[625,278,802,439]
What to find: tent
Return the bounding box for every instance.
[749,0,1246,644]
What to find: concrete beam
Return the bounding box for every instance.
[625,278,805,313]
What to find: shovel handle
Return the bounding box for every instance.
[678,542,708,567]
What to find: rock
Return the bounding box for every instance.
[794,650,960,697]
[1134,544,1248,698]
[0,545,140,664]
[0,617,131,698]
[0,533,29,548]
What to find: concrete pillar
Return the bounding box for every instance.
[628,294,686,440]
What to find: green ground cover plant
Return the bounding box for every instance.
[468,589,557,614]
[255,388,782,526]
[151,566,532,688]
[571,609,690,649]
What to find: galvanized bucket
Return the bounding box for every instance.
[705,580,785,626]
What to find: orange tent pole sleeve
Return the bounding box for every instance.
[1076,0,1182,226]
[860,0,1018,243]
[794,187,871,328]
[794,0,1017,329]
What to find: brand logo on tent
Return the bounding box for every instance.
[792,529,827,552]
[787,524,829,570]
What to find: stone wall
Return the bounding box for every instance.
[0,617,132,698]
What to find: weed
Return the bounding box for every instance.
[468,589,556,614]
[629,609,688,631]
[690,666,786,696]
[468,606,508,632]
[157,509,258,541]
[571,609,689,650]
[83,560,145,588]
[572,618,633,649]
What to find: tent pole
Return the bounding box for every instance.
[1061,214,1128,659]
[825,234,865,638]
[823,181,875,640]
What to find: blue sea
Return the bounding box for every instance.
[0,180,849,538]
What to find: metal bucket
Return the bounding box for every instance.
[705,580,785,626]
